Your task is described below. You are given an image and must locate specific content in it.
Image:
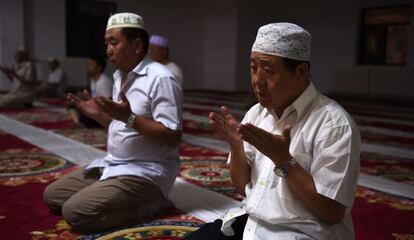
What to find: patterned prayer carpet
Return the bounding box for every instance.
[0,130,78,187]
[0,108,75,130]
[361,132,414,149]
[54,128,107,150]
[0,131,78,239]
[360,152,414,185]
[35,97,67,108]
[30,209,203,240]
[0,130,203,239]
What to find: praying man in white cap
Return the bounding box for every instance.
[0,47,39,108]
[44,12,182,234]
[149,34,183,86]
[185,23,361,240]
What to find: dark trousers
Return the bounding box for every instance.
[185,214,248,240]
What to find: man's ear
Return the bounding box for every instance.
[134,38,143,55]
[296,62,309,79]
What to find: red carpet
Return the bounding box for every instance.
[0,132,77,239]
[353,186,414,240]
[0,182,63,240]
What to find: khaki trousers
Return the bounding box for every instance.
[43,166,169,233]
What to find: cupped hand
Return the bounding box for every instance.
[95,91,131,122]
[67,93,102,118]
[209,106,242,147]
[239,124,292,164]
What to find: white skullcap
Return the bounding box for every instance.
[150,35,168,47]
[106,13,144,30]
[252,22,311,61]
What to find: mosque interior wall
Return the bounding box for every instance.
[0,0,412,100]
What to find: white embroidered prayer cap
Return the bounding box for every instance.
[252,22,311,61]
[106,12,145,30]
[150,35,169,47]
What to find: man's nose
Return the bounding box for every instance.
[253,68,265,86]
[106,46,113,56]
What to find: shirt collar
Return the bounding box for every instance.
[290,81,318,120]
[113,55,152,81]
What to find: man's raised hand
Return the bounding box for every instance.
[95,91,131,123]
[209,106,242,147]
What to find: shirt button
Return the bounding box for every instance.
[259,180,265,186]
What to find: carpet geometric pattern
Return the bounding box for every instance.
[0,132,78,187]
[360,152,414,185]
[0,152,71,177]
[31,211,203,240]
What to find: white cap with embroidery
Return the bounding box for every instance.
[106,13,144,30]
[252,22,311,61]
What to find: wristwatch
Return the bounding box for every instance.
[125,112,136,128]
[273,158,296,177]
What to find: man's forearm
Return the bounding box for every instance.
[90,112,112,129]
[132,115,182,147]
[285,163,346,224]
[95,117,112,129]
[229,143,250,196]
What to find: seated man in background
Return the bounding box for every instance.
[44,12,182,234]
[0,47,39,108]
[67,55,113,128]
[149,34,183,86]
[37,58,66,97]
[186,22,360,240]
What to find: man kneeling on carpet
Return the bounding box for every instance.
[43,12,182,234]
[185,23,361,239]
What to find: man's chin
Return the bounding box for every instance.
[110,61,118,68]
[257,98,271,109]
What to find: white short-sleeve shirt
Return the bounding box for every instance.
[90,73,113,98]
[221,82,361,240]
[48,67,64,84]
[165,62,183,87]
[9,61,37,93]
[86,55,183,196]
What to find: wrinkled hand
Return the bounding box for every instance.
[239,124,292,164]
[209,106,242,147]
[67,93,101,119]
[95,91,131,122]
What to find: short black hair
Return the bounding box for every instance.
[121,28,149,54]
[280,57,310,73]
[89,55,107,72]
